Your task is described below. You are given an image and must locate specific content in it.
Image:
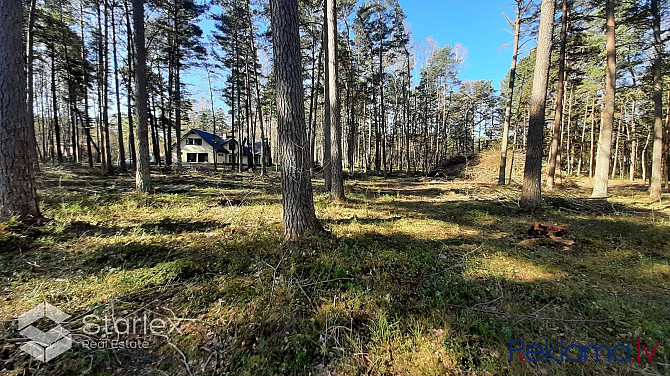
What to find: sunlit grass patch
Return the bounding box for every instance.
[1,165,669,375]
[464,252,562,282]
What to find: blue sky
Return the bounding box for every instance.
[400,0,518,90]
[186,0,520,110]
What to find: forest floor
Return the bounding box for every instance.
[1,153,669,375]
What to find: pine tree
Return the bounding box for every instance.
[592,0,616,198]
[520,0,555,210]
[269,0,321,239]
[0,0,42,220]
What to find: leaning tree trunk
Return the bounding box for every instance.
[133,0,151,191]
[0,0,41,220]
[547,0,570,189]
[520,0,555,210]
[649,0,664,198]
[327,0,345,200]
[269,0,321,239]
[592,0,616,198]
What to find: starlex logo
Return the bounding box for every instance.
[17,302,72,362]
[510,339,660,363]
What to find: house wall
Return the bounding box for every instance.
[171,134,224,164]
[171,132,245,165]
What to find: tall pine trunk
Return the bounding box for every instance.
[173,1,182,167]
[206,66,218,171]
[133,0,151,191]
[322,0,332,189]
[269,0,321,239]
[629,97,637,180]
[124,0,137,168]
[79,1,94,168]
[520,0,555,210]
[0,0,41,220]
[649,0,664,198]
[50,47,64,164]
[327,0,345,200]
[247,11,267,176]
[547,0,570,189]
[307,27,320,176]
[498,1,523,185]
[111,4,127,172]
[102,0,114,173]
[26,0,40,170]
[592,0,616,198]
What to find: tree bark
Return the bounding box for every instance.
[26,0,40,170]
[664,90,670,189]
[307,27,321,176]
[498,1,523,185]
[0,0,41,219]
[565,84,574,174]
[173,0,182,168]
[589,94,596,177]
[50,47,63,164]
[206,65,218,171]
[547,0,569,189]
[520,0,555,210]
[102,0,113,173]
[649,0,664,198]
[247,7,266,176]
[327,0,345,200]
[124,0,137,168]
[592,0,616,198]
[629,97,637,180]
[79,1,94,168]
[611,119,621,179]
[133,0,151,191]
[111,3,127,172]
[322,0,332,189]
[269,0,321,239]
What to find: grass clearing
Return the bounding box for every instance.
[1,163,669,375]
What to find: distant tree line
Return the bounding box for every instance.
[1,0,668,237]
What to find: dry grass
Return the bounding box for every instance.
[0,160,669,375]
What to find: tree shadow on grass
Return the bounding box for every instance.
[3,219,669,375]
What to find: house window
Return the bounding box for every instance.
[186,153,197,162]
[198,153,208,163]
[186,138,202,146]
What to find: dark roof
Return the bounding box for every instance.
[176,129,264,156]
[188,129,236,153]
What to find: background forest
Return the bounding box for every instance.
[0,0,669,375]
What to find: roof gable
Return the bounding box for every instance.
[180,129,236,152]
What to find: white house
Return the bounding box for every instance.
[171,129,269,167]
